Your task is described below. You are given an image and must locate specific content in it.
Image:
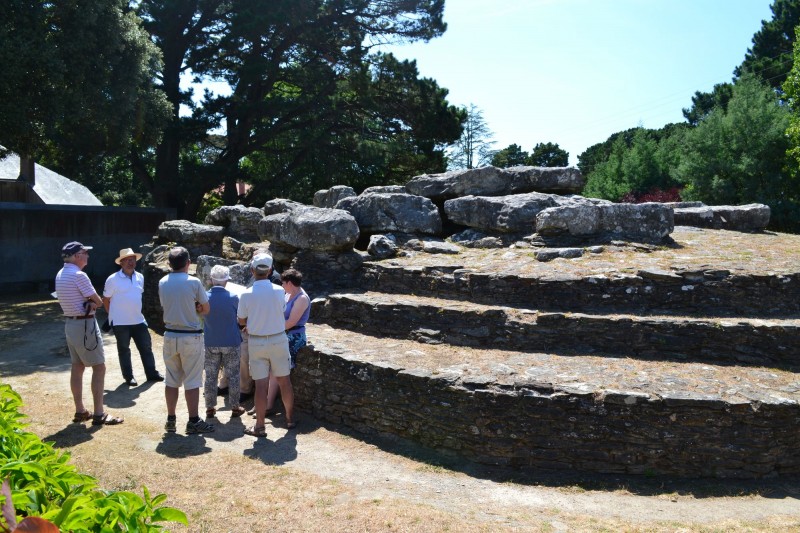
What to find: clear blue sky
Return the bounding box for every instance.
[383,0,775,165]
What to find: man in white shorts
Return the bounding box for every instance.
[237,253,295,437]
[158,246,213,435]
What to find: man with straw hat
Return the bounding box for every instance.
[102,247,165,386]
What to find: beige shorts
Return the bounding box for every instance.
[162,333,205,390]
[248,333,291,380]
[65,319,105,366]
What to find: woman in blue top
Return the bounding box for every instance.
[264,268,310,424]
[282,269,311,366]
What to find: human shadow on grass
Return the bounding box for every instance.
[307,415,800,501]
[241,425,298,466]
[102,381,159,410]
[204,414,246,444]
[155,433,213,458]
[42,424,95,449]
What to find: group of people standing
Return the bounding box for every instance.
[55,241,309,439]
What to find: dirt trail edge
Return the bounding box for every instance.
[2,295,800,532]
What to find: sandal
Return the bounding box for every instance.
[206,408,217,418]
[72,410,91,423]
[230,406,246,418]
[285,420,297,429]
[91,413,124,426]
[244,425,267,437]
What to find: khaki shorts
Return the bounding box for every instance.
[248,333,291,380]
[65,319,105,366]
[162,333,205,390]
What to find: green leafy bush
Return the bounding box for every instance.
[0,384,187,531]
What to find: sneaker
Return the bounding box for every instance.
[164,418,176,433]
[186,419,215,434]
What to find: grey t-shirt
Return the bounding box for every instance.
[158,272,209,331]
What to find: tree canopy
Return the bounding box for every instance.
[490,144,528,168]
[0,0,168,180]
[678,75,798,230]
[735,0,800,90]
[528,142,569,167]
[130,0,461,219]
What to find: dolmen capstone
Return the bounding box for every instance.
[536,202,675,241]
[258,201,359,252]
[335,192,442,236]
[444,192,566,233]
[154,220,224,258]
[405,165,585,201]
[204,204,264,242]
[673,203,770,232]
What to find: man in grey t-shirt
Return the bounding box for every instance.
[158,246,213,435]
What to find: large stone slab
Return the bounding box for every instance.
[674,203,770,232]
[258,206,359,252]
[444,192,559,233]
[155,219,224,258]
[336,192,442,235]
[204,204,264,242]
[443,193,607,234]
[405,165,585,201]
[536,202,674,241]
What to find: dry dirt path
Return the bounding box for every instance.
[2,294,800,532]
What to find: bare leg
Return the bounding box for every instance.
[185,387,200,419]
[253,377,268,429]
[266,372,279,411]
[276,375,294,423]
[70,361,86,413]
[165,386,179,417]
[90,363,106,415]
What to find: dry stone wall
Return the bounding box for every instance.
[293,346,800,478]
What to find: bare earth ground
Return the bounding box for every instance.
[2,227,800,532]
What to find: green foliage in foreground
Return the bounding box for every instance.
[0,384,187,531]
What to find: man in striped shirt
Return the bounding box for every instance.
[55,241,123,427]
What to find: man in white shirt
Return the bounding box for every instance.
[103,248,164,386]
[55,241,123,427]
[237,253,295,437]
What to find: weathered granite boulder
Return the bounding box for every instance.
[194,255,253,288]
[367,234,398,259]
[406,165,585,201]
[258,206,359,252]
[221,236,269,262]
[263,198,311,216]
[336,193,442,235]
[444,192,561,233]
[537,202,674,241]
[674,203,770,231]
[533,204,601,235]
[143,244,171,265]
[204,204,264,242]
[155,220,224,258]
[313,185,356,208]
